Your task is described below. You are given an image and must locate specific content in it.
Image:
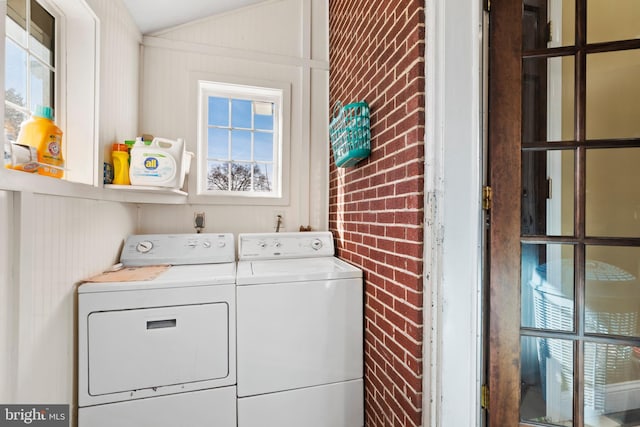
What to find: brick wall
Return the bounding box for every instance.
[328,1,425,426]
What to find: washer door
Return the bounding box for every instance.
[88,303,229,395]
[237,278,363,397]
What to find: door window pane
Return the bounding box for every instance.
[584,342,640,425]
[523,0,575,50]
[585,246,639,338]
[586,148,640,237]
[522,150,575,236]
[586,50,640,140]
[522,244,575,331]
[522,56,575,144]
[587,0,640,44]
[521,336,574,425]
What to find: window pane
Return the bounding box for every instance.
[4,104,28,142]
[253,163,272,192]
[231,99,251,128]
[522,56,575,144]
[29,57,52,111]
[207,161,229,191]
[207,128,229,160]
[586,148,640,237]
[584,342,640,423]
[585,246,639,338]
[521,150,574,236]
[5,38,27,107]
[231,130,251,160]
[254,132,273,162]
[7,0,27,46]
[30,0,54,66]
[208,97,228,126]
[587,0,640,44]
[520,336,574,426]
[522,243,575,331]
[229,162,253,191]
[254,101,274,130]
[586,50,640,140]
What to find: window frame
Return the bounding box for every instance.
[2,0,99,187]
[4,0,61,144]
[195,77,291,205]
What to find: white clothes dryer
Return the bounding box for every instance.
[236,232,364,427]
[77,233,237,427]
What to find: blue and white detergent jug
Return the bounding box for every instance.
[129,137,192,189]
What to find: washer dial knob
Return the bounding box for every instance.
[311,239,323,250]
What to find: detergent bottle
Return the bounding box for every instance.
[129,137,186,188]
[16,105,64,178]
[111,143,130,185]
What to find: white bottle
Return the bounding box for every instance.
[129,137,185,188]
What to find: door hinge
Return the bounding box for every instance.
[482,186,492,211]
[484,0,490,12]
[546,20,553,43]
[481,384,490,410]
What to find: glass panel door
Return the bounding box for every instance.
[519,1,640,426]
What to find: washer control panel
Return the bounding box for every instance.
[120,233,235,266]
[238,232,335,260]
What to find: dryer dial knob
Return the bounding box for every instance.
[136,241,153,253]
[274,241,282,248]
[258,241,267,248]
[202,241,212,248]
[217,241,226,248]
[311,239,323,250]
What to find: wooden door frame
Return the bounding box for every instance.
[487,0,522,424]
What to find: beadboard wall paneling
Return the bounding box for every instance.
[0,191,16,402]
[13,193,137,406]
[85,0,142,164]
[150,0,303,59]
[137,0,330,234]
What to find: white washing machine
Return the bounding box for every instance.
[77,233,237,427]
[236,232,364,427]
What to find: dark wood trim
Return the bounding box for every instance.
[522,138,640,150]
[487,0,522,424]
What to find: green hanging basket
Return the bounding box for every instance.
[329,101,371,167]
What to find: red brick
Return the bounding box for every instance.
[330,0,425,425]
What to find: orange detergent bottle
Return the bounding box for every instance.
[16,105,64,178]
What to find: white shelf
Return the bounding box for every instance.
[0,168,188,204]
[104,184,187,196]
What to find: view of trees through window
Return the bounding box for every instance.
[205,94,277,193]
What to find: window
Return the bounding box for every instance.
[3,0,99,186]
[198,81,283,198]
[5,0,56,142]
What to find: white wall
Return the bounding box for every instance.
[0,0,142,418]
[85,0,142,168]
[137,0,330,235]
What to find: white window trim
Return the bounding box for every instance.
[188,72,291,206]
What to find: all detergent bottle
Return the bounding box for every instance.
[16,105,64,178]
[129,137,185,188]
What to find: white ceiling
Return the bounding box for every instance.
[121,0,269,34]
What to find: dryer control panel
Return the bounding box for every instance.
[121,233,235,266]
[238,232,335,260]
